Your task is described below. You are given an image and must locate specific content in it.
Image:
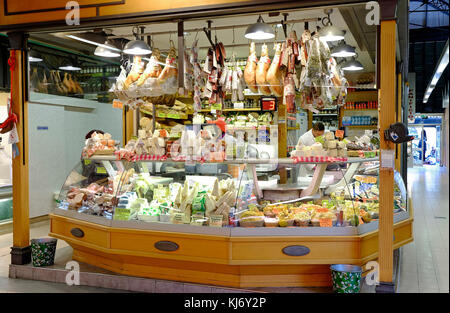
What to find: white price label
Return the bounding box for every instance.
[380,149,395,169]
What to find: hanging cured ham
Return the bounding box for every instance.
[256,43,271,95]
[158,46,178,82]
[124,56,144,90]
[136,48,162,86]
[266,43,283,97]
[244,42,258,93]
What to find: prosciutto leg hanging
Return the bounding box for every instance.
[256,43,271,95]
[266,43,283,97]
[244,42,258,93]
[124,56,144,90]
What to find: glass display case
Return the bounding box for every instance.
[55,156,409,234]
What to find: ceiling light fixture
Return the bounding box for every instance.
[342,58,364,71]
[28,50,43,62]
[66,33,121,52]
[123,26,152,55]
[330,42,356,58]
[423,39,449,104]
[59,65,81,71]
[319,9,345,42]
[244,15,275,40]
[94,41,121,57]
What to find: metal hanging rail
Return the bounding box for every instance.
[107,17,321,39]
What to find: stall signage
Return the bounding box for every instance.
[112,99,123,109]
[335,129,344,139]
[407,73,416,123]
[319,218,333,227]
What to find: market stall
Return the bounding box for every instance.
[1,0,412,291]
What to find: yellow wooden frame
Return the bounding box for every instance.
[49,210,413,287]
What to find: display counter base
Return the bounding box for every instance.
[47,213,414,288]
[375,282,396,293]
[10,246,31,265]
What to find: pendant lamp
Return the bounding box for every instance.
[330,42,356,58]
[244,15,275,40]
[319,9,345,42]
[95,41,121,57]
[342,58,364,71]
[123,26,151,55]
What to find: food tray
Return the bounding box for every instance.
[239,217,264,227]
[93,149,115,155]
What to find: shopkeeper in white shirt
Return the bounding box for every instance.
[297,122,326,175]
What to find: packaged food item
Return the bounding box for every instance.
[264,217,279,227]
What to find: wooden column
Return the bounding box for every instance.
[377,19,396,292]
[8,32,31,265]
[122,106,134,145]
[278,101,287,183]
[395,73,402,172]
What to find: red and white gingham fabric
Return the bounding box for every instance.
[131,154,168,162]
[291,156,348,164]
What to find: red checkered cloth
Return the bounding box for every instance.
[115,150,135,162]
[171,155,206,163]
[131,154,168,162]
[291,156,348,164]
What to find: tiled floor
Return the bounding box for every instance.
[397,165,449,293]
[0,165,448,293]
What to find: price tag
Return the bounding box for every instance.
[112,99,123,109]
[113,208,131,221]
[335,129,344,139]
[319,218,333,227]
[315,208,328,213]
[381,149,395,169]
[212,102,222,111]
[209,215,223,227]
[190,213,206,226]
[84,160,91,165]
[172,213,185,224]
[95,166,107,174]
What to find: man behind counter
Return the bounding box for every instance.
[297,122,325,147]
[296,122,328,175]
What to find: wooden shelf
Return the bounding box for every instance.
[343,108,378,111]
[345,125,378,129]
[139,108,188,120]
[346,90,378,102]
[199,108,261,112]
[223,108,261,112]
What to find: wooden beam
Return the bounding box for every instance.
[378,20,396,287]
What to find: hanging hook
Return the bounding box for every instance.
[214,27,218,45]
